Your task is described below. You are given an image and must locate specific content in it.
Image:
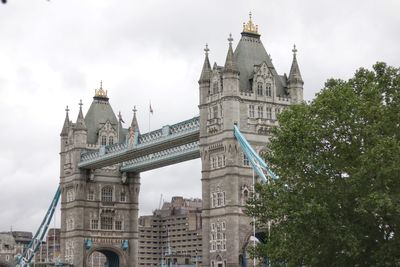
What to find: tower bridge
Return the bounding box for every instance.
[18,14,304,267]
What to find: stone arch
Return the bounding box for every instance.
[0,260,11,267]
[241,230,268,267]
[86,245,127,267]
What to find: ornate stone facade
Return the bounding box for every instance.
[198,15,303,267]
[59,87,140,267]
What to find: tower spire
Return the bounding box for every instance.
[288,44,303,85]
[130,106,140,133]
[199,43,211,82]
[60,105,70,136]
[75,99,87,130]
[224,33,238,74]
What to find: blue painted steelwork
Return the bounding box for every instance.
[79,116,200,169]
[121,141,199,172]
[233,125,278,182]
[13,186,61,267]
[121,240,129,251]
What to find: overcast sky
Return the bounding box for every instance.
[0,0,399,233]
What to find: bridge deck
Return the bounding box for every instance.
[78,116,200,170]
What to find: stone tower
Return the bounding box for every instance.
[59,83,140,267]
[198,14,303,267]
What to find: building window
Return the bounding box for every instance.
[213,82,218,94]
[257,106,263,118]
[91,219,98,230]
[266,107,272,119]
[66,189,74,202]
[115,221,122,230]
[212,193,217,208]
[101,135,107,146]
[65,241,74,263]
[217,192,224,206]
[217,156,222,168]
[249,105,255,118]
[211,158,216,169]
[257,82,263,96]
[243,154,250,166]
[101,216,113,230]
[275,107,281,118]
[212,106,218,119]
[87,190,94,201]
[120,192,126,202]
[109,136,114,145]
[101,186,113,203]
[266,83,272,97]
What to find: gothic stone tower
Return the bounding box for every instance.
[198,15,303,267]
[59,84,140,267]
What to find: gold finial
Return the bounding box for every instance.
[243,11,259,34]
[94,80,108,98]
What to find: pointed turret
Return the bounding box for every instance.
[75,100,87,131]
[288,44,304,85]
[199,44,211,82]
[287,44,304,103]
[224,34,239,74]
[130,106,140,134]
[60,106,70,136]
[127,106,140,148]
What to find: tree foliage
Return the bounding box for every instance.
[246,62,400,267]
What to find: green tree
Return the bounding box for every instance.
[246,62,400,267]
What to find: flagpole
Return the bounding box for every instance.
[118,111,120,143]
[149,101,151,132]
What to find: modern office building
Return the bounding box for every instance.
[138,196,202,266]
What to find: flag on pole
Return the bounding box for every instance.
[118,111,125,123]
[149,103,154,114]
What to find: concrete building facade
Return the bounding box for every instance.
[138,196,202,266]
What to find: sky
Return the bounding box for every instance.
[0,0,399,233]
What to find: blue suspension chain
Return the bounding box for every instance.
[13,185,61,267]
[233,125,278,183]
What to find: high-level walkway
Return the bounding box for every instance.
[78,116,200,171]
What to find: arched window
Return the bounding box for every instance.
[101,186,113,202]
[266,83,272,97]
[109,136,114,145]
[101,135,107,146]
[257,82,263,96]
[257,106,263,118]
